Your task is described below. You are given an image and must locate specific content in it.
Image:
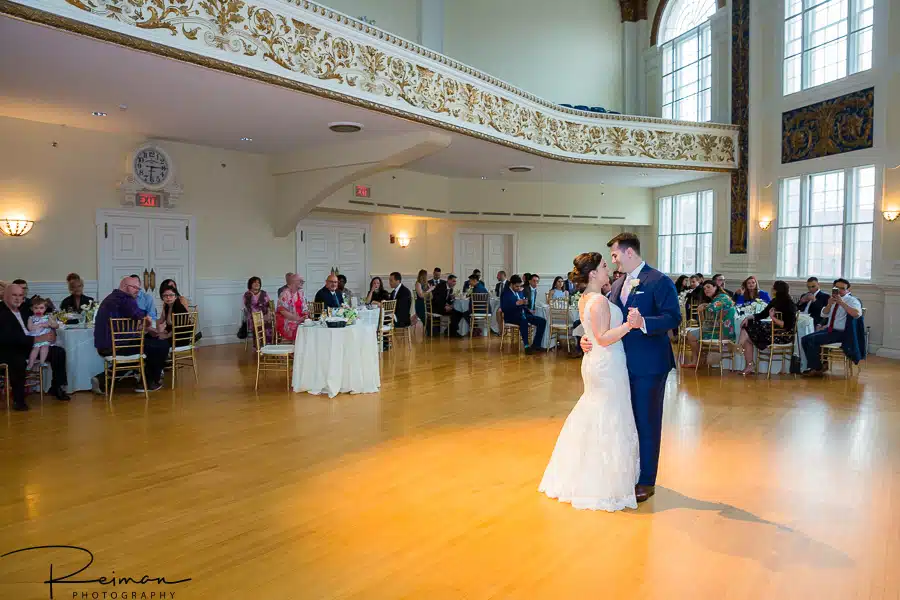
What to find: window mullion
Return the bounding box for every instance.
[799,175,809,276]
[842,167,852,277]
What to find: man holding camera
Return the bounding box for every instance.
[800,278,861,376]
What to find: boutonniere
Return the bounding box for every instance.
[628,279,641,291]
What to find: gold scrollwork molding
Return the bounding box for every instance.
[2,0,739,171]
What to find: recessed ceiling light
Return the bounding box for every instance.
[118,104,128,111]
[639,172,647,177]
[600,181,605,185]
[240,137,253,142]
[328,122,363,133]
[92,111,107,117]
[508,165,533,173]
[480,176,487,180]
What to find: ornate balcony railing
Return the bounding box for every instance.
[2,0,739,171]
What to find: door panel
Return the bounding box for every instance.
[458,233,483,280]
[335,227,366,294]
[300,227,337,298]
[102,217,150,294]
[484,234,510,283]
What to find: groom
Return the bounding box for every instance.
[581,233,680,502]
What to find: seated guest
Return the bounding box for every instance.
[495,271,508,296]
[12,279,55,317]
[549,276,567,300]
[277,272,293,298]
[243,276,272,345]
[683,279,736,368]
[673,275,690,294]
[524,274,543,311]
[277,273,308,341]
[462,270,484,292]
[466,274,489,295]
[364,277,389,305]
[736,280,797,375]
[151,284,194,347]
[128,274,158,320]
[430,274,457,336]
[564,271,577,295]
[501,274,546,354]
[60,273,95,313]
[734,275,770,305]
[688,274,702,291]
[314,273,343,309]
[26,297,59,370]
[801,278,862,376]
[413,269,432,326]
[797,276,829,324]
[336,274,352,300]
[158,279,191,310]
[428,267,442,288]
[713,274,735,299]
[0,284,71,410]
[91,276,165,394]
[451,275,487,335]
[388,272,412,328]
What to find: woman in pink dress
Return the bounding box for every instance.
[276,273,308,342]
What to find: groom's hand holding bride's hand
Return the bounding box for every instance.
[627,307,644,330]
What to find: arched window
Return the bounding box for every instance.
[658,0,717,121]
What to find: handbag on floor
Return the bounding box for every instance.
[237,322,248,339]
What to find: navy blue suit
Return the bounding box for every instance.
[314,287,344,309]
[609,264,680,486]
[501,287,546,349]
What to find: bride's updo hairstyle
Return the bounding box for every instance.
[573,252,603,285]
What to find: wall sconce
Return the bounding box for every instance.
[883,210,899,222]
[397,234,411,248]
[758,218,772,230]
[0,218,34,237]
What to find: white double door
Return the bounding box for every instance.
[456,233,512,283]
[97,210,194,313]
[296,221,369,298]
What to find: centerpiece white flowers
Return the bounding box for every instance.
[322,304,359,325]
[570,291,582,305]
[80,301,98,324]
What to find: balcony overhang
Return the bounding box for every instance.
[2,0,739,172]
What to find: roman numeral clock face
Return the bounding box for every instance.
[133,147,170,187]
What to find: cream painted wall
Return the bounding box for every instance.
[443,0,624,109]
[319,169,653,225]
[319,0,420,42]
[0,116,294,284]
[310,210,623,279]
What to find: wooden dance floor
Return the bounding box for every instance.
[1,341,898,599]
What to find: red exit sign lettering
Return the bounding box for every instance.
[354,185,371,198]
[137,192,160,207]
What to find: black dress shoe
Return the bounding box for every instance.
[13,402,29,412]
[635,485,656,503]
[49,387,71,401]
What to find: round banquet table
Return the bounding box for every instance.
[54,325,104,392]
[291,322,380,398]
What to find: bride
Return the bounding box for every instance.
[539,252,640,511]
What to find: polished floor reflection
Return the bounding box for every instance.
[1,341,897,599]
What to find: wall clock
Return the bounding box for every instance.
[132,144,173,189]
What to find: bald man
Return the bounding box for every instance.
[92,276,166,394]
[0,283,70,410]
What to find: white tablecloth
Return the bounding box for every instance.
[453,297,497,336]
[56,325,104,392]
[292,323,380,397]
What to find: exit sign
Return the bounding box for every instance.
[136,192,161,207]
[354,185,371,198]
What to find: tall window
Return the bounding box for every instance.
[658,190,714,275]
[777,165,875,279]
[783,0,874,95]
[659,0,716,122]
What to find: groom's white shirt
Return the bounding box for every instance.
[620,261,648,334]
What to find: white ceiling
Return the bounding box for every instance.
[0,15,716,188]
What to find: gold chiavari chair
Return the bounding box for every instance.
[425,293,449,338]
[252,311,294,390]
[755,311,796,379]
[0,363,10,409]
[309,302,325,321]
[696,309,736,376]
[269,299,281,344]
[105,317,149,402]
[169,311,199,388]
[379,300,397,351]
[469,293,492,343]
[24,364,50,405]
[547,298,573,352]
[498,309,535,353]
[677,301,700,364]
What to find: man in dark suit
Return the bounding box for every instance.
[314,274,344,309]
[388,272,412,328]
[429,275,456,336]
[797,276,829,324]
[494,271,508,297]
[581,233,680,503]
[0,283,69,411]
[428,267,443,288]
[501,274,546,354]
[564,272,577,295]
[713,274,735,300]
[523,274,542,312]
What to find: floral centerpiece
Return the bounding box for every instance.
[81,301,99,324]
[322,304,358,325]
[570,291,582,305]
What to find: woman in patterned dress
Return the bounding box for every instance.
[276,273,308,342]
[683,279,736,368]
[243,276,272,346]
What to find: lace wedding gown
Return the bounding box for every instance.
[538,293,640,511]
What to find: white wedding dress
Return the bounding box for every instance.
[539,293,640,511]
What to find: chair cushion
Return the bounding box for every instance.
[822,342,842,348]
[173,345,194,353]
[381,325,393,333]
[261,344,294,355]
[104,354,144,363]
